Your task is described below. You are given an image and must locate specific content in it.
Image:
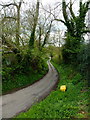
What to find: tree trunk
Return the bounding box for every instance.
[42,21,52,47]
[29,0,39,49]
[16,1,22,46]
[16,7,20,46]
[38,26,42,50]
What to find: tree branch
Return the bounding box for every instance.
[2,16,16,21]
[69,0,76,19]
[54,18,67,25]
[0,3,18,8]
[82,30,90,34]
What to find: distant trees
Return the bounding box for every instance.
[36,10,54,50]
[48,30,64,64]
[37,15,52,50]
[41,20,53,47]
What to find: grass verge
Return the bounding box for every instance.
[15,62,90,119]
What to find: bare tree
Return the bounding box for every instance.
[42,20,53,47]
[0,0,23,46]
[36,11,53,50]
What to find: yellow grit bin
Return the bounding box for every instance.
[60,85,66,92]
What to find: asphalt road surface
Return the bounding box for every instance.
[1,61,58,118]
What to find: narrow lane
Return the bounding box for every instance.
[1,61,58,118]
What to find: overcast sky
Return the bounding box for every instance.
[0,0,88,32]
[0,0,59,4]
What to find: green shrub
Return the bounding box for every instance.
[72,73,82,85]
[2,49,48,94]
[77,43,90,87]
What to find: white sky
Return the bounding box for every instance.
[0,0,89,32]
[0,0,59,4]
